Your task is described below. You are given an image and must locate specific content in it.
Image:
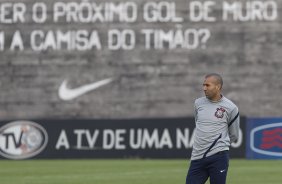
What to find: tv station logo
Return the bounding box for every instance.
[0,121,48,159]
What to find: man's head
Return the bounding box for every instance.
[203,73,223,101]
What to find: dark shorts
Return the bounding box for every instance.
[186,151,229,184]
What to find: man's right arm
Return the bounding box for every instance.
[194,100,198,123]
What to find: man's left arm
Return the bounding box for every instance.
[228,107,240,143]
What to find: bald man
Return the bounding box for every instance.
[186,73,240,184]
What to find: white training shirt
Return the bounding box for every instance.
[191,96,240,160]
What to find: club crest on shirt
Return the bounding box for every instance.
[215,107,226,118]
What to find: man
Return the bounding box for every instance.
[186,73,240,184]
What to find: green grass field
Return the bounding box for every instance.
[0,159,281,184]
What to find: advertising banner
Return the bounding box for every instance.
[1,0,282,120]
[247,118,282,159]
[0,117,245,159]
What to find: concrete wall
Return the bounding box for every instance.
[0,0,282,119]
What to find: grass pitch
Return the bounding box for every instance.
[0,159,281,184]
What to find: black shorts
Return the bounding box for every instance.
[186,151,229,184]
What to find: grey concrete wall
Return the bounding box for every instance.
[0,0,282,119]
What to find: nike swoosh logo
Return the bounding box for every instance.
[58,78,113,101]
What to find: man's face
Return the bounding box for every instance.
[203,76,221,100]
